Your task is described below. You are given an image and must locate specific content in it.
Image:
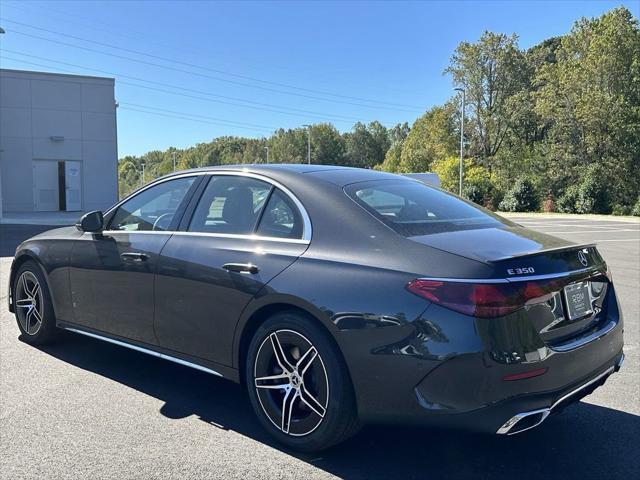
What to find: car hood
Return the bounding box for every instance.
[408,225,575,264]
[29,226,83,241]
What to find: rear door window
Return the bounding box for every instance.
[256,189,303,239]
[188,176,272,235]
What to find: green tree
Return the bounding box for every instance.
[344,121,390,168]
[118,157,141,198]
[376,122,410,172]
[309,123,347,165]
[269,128,308,163]
[388,122,410,145]
[397,104,457,172]
[376,143,402,172]
[534,7,640,207]
[445,31,529,169]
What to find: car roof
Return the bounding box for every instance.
[159,164,408,187]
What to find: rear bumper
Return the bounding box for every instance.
[341,283,624,434]
[496,352,624,434]
[402,347,625,435]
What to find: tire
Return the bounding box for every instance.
[245,311,360,452]
[13,260,59,345]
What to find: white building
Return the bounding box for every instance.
[0,69,118,218]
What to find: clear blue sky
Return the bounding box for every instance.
[0,0,637,157]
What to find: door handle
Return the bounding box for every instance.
[121,252,149,263]
[222,263,259,274]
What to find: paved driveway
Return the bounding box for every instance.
[1,216,638,479]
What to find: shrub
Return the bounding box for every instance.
[632,197,640,217]
[556,185,580,213]
[485,188,504,211]
[611,204,631,216]
[498,177,539,212]
[573,166,611,214]
[555,165,612,214]
[463,175,494,206]
[462,184,484,204]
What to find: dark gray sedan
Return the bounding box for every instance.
[8,165,624,451]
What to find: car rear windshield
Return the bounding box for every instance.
[345,179,505,236]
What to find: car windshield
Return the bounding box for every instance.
[345,179,506,236]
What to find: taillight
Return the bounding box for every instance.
[406,278,562,318]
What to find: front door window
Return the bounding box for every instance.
[109,177,196,232]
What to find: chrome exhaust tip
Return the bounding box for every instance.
[615,352,625,371]
[496,408,551,435]
[497,364,617,435]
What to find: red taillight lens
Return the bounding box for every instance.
[407,278,561,318]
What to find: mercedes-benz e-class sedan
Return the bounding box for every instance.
[8,165,624,451]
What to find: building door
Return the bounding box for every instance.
[64,161,82,211]
[33,160,59,211]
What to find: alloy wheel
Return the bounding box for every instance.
[253,329,329,436]
[15,271,44,336]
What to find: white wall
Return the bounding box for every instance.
[0,69,118,213]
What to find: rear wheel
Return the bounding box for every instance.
[13,260,58,345]
[245,311,360,451]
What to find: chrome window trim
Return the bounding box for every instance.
[99,229,310,245]
[173,231,310,244]
[64,327,223,377]
[105,169,312,243]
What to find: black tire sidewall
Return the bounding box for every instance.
[245,311,357,452]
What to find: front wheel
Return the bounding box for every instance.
[13,260,59,345]
[245,311,360,452]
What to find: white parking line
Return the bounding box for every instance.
[542,230,639,234]
[592,239,640,242]
[509,222,640,227]
[516,223,623,228]
[518,223,639,230]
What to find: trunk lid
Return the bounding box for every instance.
[409,225,604,276]
[409,225,571,264]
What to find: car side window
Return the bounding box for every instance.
[188,176,272,234]
[109,177,196,232]
[256,188,303,239]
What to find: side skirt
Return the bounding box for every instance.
[58,322,239,382]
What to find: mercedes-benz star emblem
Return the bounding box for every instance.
[578,250,589,267]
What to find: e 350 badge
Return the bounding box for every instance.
[507,267,536,275]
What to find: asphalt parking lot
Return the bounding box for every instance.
[1,215,638,480]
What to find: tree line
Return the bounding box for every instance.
[119,7,640,215]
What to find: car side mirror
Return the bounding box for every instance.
[76,210,104,233]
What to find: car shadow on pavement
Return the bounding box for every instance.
[29,331,639,480]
